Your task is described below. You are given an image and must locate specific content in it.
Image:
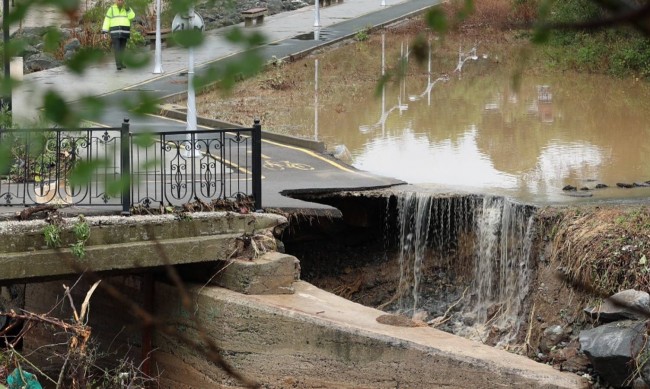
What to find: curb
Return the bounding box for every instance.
[158,103,328,153]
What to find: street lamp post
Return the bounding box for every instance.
[2,0,11,113]
[314,0,321,27]
[153,0,163,74]
[171,8,204,157]
[186,8,196,134]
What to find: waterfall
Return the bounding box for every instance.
[391,192,536,344]
[474,196,536,344]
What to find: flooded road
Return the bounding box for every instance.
[289,41,650,204]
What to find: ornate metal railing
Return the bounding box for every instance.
[0,120,262,213]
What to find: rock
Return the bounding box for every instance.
[20,44,40,58]
[64,50,77,61]
[579,320,646,388]
[376,313,421,327]
[63,38,81,52]
[24,53,62,72]
[585,289,650,322]
[634,182,650,187]
[412,310,428,322]
[617,182,634,188]
[562,185,577,191]
[11,26,50,45]
[595,183,608,189]
[332,144,353,164]
[211,251,301,295]
[540,324,566,353]
[461,312,476,326]
[549,339,590,373]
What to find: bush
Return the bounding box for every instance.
[610,36,650,78]
[547,0,604,24]
[542,0,650,78]
[127,30,147,49]
[355,26,370,42]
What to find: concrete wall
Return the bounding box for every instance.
[152,281,587,389]
[23,277,586,388]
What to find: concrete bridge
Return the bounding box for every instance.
[0,212,289,285]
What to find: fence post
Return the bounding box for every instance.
[121,118,131,216]
[252,119,262,211]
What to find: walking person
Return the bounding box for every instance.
[102,0,135,70]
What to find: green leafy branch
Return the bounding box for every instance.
[43,215,90,259]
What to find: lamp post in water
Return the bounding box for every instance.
[314,59,318,140]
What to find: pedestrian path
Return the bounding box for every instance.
[13,0,435,122]
[11,0,439,210]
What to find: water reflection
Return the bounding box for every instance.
[304,38,650,203]
[355,126,518,187]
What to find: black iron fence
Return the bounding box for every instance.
[0,119,262,214]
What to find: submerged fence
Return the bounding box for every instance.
[0,120,262,214]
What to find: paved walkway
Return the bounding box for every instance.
[11,0,440,212]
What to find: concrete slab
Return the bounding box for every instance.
[153,281,589,388]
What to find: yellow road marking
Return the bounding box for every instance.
[261,138,357,173]
[90,113,364,176]
[143,113,362,173]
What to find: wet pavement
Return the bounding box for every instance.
[9,0,442,213]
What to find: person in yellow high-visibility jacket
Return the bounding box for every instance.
[102,0,135,70]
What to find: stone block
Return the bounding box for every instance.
[213,252,300,294]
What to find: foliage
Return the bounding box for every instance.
[42,214,90,258]
[545,0,604,24]
[126,29,147,49]
[43,224,62,249]
[433,0,650,78]
[70,215,90,259]
[72,215,90,242]
[64,1,112,56]
[354,25,370,42]
[70,241,86,259]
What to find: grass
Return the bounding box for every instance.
[539,206,650,296]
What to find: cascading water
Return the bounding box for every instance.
[390,192,536,345]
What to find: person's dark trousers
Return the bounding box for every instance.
[111,36,128,69]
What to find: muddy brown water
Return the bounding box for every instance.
[289,41,650,205]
